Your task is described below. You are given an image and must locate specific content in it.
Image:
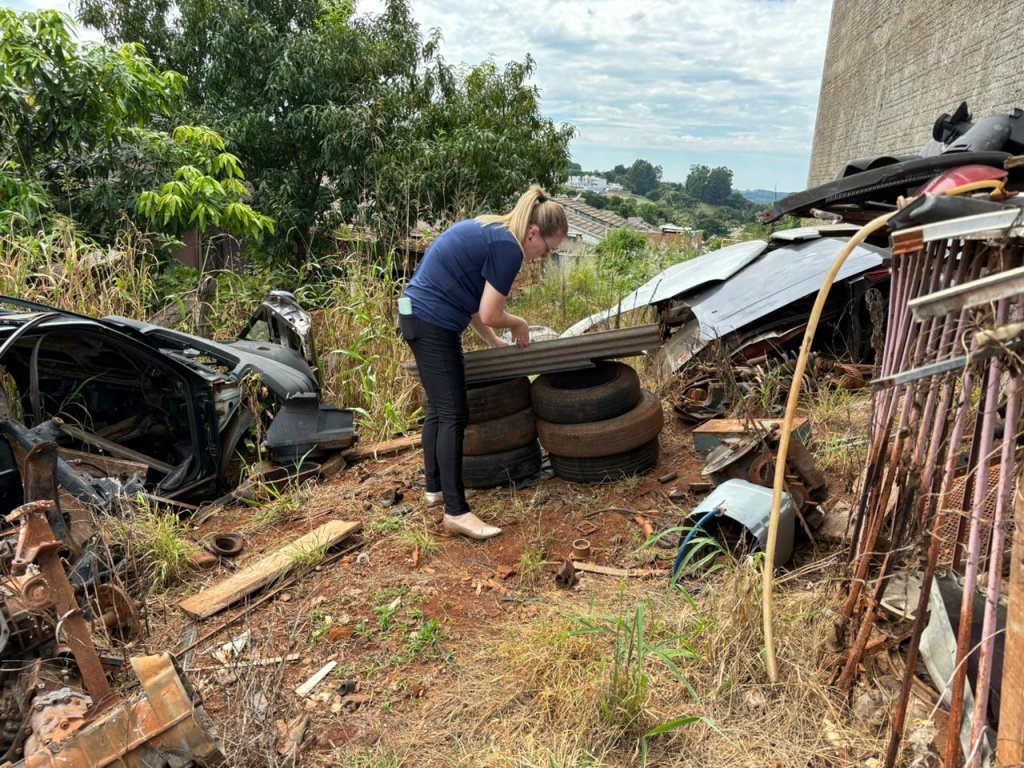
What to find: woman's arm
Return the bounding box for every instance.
[478,281,530,348]
[469,313,509,348]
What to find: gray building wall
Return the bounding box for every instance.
[809,0,1023,186]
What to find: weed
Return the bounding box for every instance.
[309,607,334,646]
[367,517,406,535]
[111,498,193,589]
[397,525,439,561]
[283,536,329,570]
[375,601,399,632]
[394,618,443,664]
[570,601,701,734]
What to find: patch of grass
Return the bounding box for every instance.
[367,516,407,535]
[394,617,444,665]
[308,606,334,646]
[282,536,329,569]
[111,499,193,589]
[397,525,439,562]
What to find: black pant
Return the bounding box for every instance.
[400,313,470,517]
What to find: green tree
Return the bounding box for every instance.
[705,166,733,204]
[376,54,575,241]
[623,158,662,196]
[76,0,574,258]
[0,10,270,241]
[684,164,734,205]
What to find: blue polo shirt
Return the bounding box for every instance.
[404,220,523,332]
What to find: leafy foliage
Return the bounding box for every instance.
[0,10,268,242]
[684,164,734,204]
[622,159,662,196]
[76,0,575,259]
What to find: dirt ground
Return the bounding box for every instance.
[132,406,899,767]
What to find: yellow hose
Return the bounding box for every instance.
[760,179,1002,682]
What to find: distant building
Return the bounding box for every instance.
[649,224,704,249]
[566,175,609,194]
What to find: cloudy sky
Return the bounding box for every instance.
[357,0,835,192]
[9,0,834,192]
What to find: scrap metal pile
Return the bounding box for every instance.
[837,210,1024,767]
[0,443,221,766]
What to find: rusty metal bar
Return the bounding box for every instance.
[846,230,1024,766]
[971,375,1020,761]
[7,500,115,706]
[910,263,1024,320]
[945,299,1008,768]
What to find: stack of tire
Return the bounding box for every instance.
[462,376,542,489]
[532,361,663,484]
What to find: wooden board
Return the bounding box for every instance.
[342,434,421,462]
[179,520,360,619]
[691,417,808,435]
[571,561,667,578]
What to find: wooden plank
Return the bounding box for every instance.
[342,434,421,462]
[997,481,1024,767]
[179,520,361,619]
[692,417,808,435]
[571,561,667,578]
[295,660,337,697]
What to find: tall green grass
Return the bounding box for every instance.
[0,221,158,316]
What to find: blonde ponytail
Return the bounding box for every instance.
[476,184,568,248]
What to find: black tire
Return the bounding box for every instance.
[463,407,537,456]
[463,440,542,489]
[466,377,531,424]
[550,438,659,484]
[531,361,641,424]
[536,390,664,458]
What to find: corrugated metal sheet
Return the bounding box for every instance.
[403,324,662,384]
[555,198,658,233]
[561,239,768,336]
[659,237,887,372]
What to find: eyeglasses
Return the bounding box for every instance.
[540,234,558,256]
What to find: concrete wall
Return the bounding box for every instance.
[809,0,1023,186]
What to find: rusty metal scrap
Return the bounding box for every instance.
[840,230,1024,768]
[7,500,113,706]
[0,454,222,766]
[16,654,223,768]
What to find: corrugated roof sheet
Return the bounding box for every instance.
[403,324,662,384]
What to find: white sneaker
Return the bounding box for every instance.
[442,513,502,541]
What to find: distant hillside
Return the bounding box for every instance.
[738,189,794,205]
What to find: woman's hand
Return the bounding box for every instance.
[510,318,530,348]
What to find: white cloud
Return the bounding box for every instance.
[360,0,833,190]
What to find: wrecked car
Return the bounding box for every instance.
[0,291,355,512]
